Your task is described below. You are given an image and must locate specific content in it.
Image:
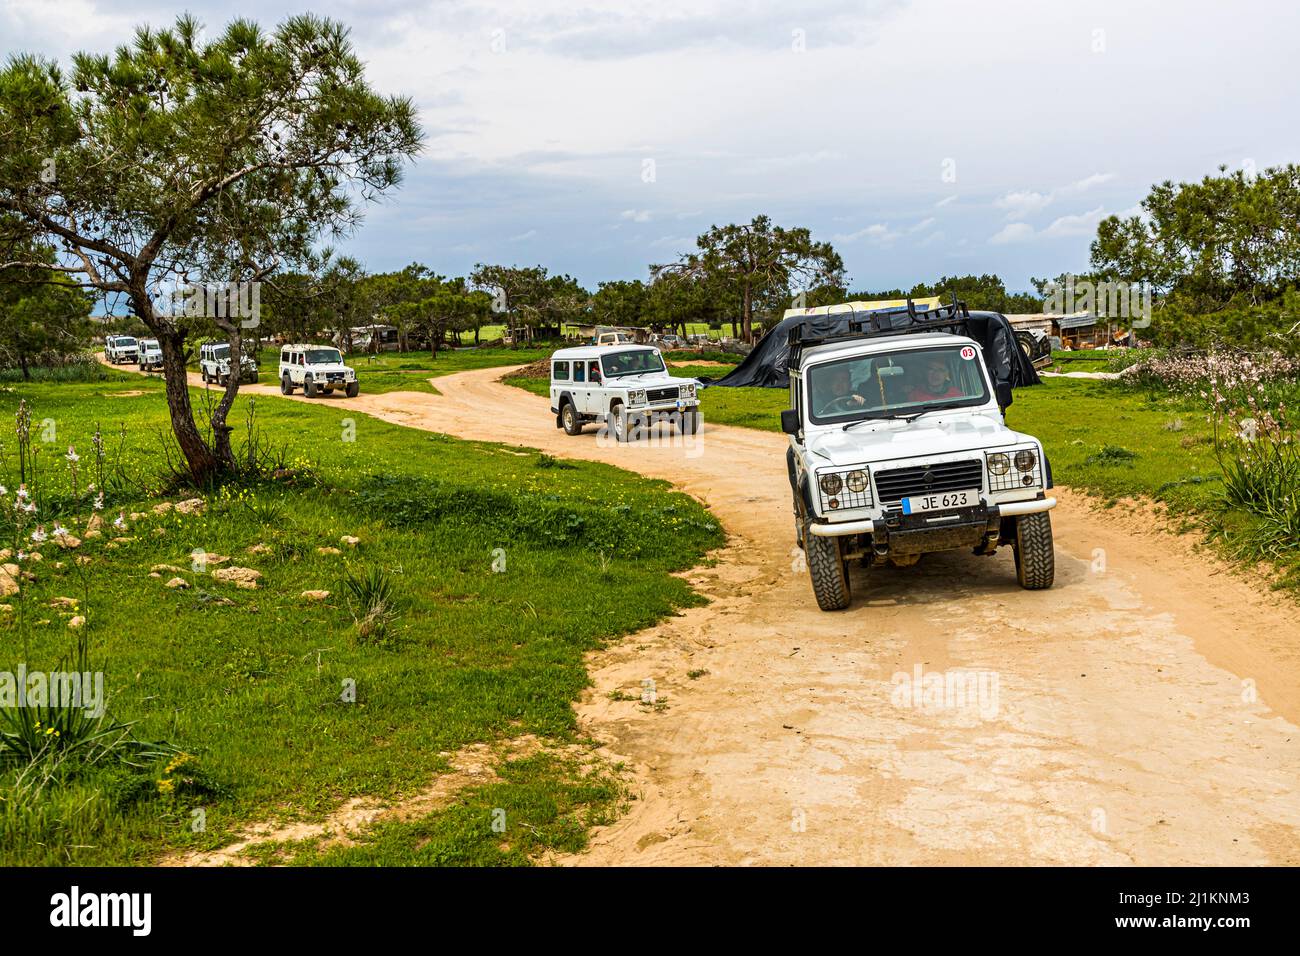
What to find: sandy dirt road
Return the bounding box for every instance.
[108,356,1300,865]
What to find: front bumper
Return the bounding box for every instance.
[807,495,1056,538]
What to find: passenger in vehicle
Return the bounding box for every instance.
[906,355,963,402]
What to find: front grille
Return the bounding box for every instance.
[647,386,679,403]
[874,459,982,503]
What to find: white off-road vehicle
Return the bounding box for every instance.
[104,335,139,364]
[199,341,258,385]
[137,338,164,371]
[550,345,700,441]
[279,344,359,398]
[783,304,1056,610]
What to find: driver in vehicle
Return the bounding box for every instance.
[907,355,963,403]
[820,364,868,414]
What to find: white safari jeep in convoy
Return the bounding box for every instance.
[783,304,1056,610]
[550,345,700,441]
[104,335,139,364]
[199,341,258,385]
[279,344,359,398]
[137,338,164,371]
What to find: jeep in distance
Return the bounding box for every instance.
[785,324,1056,610]
[279,344,359,398]
[199,341,258,386]
[550,345,700,441]
[104,335,138,364]
[137,338,164,371]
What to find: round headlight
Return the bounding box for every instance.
[988,453,1011,475]
[845,470,868,493]
[819,473,843,496]
[1014,449,1037,472]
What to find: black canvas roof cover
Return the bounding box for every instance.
[707,304,1040,390]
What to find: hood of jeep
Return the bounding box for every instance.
[805,412,1036,466]
[611,373,696,388]
[306,363,351,374]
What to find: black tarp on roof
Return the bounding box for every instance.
[707,307,1040,390]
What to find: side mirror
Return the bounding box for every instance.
[995,382,1013,409]
[780,408,801,435]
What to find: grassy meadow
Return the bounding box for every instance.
[0,365,722,865]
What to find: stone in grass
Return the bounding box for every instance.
[28,552,42,562]
[68,615,85,629]
[49,596,79,609]
[316,546,343,556]
[301,590,331,601]
[148,572,162,579]
[84,514,104,538]
[53,532,82,550]
[212,567,262,589]
[152,502,173,515]
[175,498,206,515]
[3,562,34,583]
[151,564,187,574]
[247,543,273,555]
[0,570,17,599]
[130,512,148,522]
[340,535,360,547]
[166,577,189,589]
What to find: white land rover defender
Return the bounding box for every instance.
[104,335,139,364]
[199,341,258,385]
[137,338,164,371]
[783,302,1056,610]
[279,344,359,398]
[550,345,700,441]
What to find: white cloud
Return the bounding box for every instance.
[989,222,1035,245]
[995,174,1114,220]
[1061,172,1115,194]
[995,190,1051,220]
[833,223,897,243]
[1041,206,1106,238]
[620,209,652,222]
[934,195,958,208]
[508,229,538,241]
[909,217,936,233]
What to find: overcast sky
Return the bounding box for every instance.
[5,0,1298,292]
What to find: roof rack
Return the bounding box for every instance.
[786,295,972,365]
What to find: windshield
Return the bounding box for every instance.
[306,349,343,365]
[140,339,159,350]
[210,344,229,359]
[115,337,137,347]
[601,350,664,377]
[807,344,989,425]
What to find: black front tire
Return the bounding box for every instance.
[345,382,359,398]
[304,378,316,398]
[561,402,582,435]
[1014,511,1055,589]
[806,524,851,611]
[281,374,293,395]
[611,403,630,442]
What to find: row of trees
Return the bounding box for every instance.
[1085,164,1300,349]
[0,219,95,376]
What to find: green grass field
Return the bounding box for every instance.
[0,369,722,865]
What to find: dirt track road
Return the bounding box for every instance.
[109,356,1300,865]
